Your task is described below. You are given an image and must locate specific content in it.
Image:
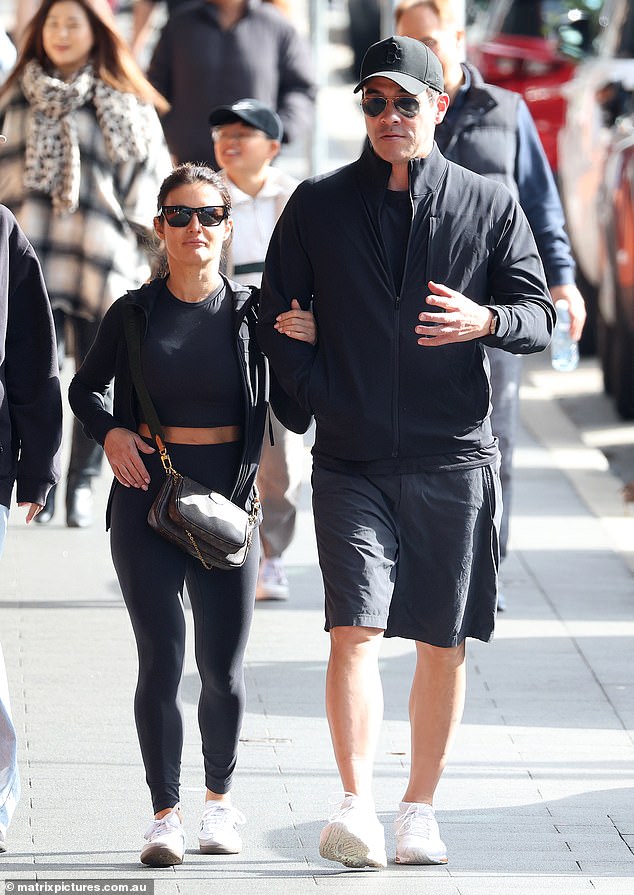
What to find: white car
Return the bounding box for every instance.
[558,0,634,411]
[558,0,633,306]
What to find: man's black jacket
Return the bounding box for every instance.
[258,144,555,469]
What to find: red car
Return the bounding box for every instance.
[468,0,605,173]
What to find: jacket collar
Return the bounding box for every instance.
[458,62,499,116]
[355,139,448,201]
[124,274,253,318]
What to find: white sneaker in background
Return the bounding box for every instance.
[198,802,245,854]
[394,802,448,865]
[256,557,289,601]
[140,806,185,866]
[319,794,387,868]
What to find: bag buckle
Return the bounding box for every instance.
[160,447,175,475]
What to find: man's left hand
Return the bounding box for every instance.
[415,281,491,346]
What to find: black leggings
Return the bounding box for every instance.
[110,441,258,813]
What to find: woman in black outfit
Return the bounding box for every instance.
[69,163,315,867]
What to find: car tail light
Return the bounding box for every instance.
[524,59,557,77]
[490,56,520,77]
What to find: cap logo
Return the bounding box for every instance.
[385,40,402,65]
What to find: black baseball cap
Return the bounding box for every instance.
[209,98,283,141]
[354,35,444,95]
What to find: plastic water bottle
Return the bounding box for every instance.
[550,299,579,372]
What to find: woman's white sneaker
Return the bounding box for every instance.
[394,802,448,864]
[198,802,245,854]
[140,806,185,866]
[319,795,387,868]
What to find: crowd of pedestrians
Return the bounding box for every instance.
[0,0,594,876]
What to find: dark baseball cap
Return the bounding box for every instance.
[354,35,444,95]
[208,98,283,141]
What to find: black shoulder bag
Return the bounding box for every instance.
[122,304,259,570]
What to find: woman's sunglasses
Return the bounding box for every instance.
[160,205,229,227]
[361,96,421,119]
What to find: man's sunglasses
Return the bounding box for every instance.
[160,205,229,227]
[361,95,421,119]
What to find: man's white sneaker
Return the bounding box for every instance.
[198,802,245,854]
[256,557,289,601]
[394,802,448,865]
[319,795,387,868]
[140,807,185,866]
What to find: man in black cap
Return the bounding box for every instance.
[396,1,586,611]
[259,35,555,869]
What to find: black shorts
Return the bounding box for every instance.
[312,462,502,647]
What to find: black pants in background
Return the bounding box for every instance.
[110,441,258,813]
[53,308,107,481]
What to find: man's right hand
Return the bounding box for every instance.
[104,427,155,490]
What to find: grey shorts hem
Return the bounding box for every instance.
[324,613,388,632]
[384,624,496,648]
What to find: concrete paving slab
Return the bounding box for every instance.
[587,882,634,894]
[452,878,595,894]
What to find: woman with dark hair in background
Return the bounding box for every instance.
[69,163,315,865]
[0,0,171,528]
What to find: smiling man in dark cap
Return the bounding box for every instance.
[259,35,555,869]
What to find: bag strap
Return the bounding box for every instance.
[122,303,173,473]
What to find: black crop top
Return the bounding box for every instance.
[140,281,243,427]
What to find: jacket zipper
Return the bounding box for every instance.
[231,308,254,502]
[391,184,416,457]
[424,181,441,353]
[425,215,437,296]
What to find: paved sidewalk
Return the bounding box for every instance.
[1,352,633,894]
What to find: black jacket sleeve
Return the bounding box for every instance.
[258,184,317,418]
[146,21,172,103]
[481,186,556,353]
[4,217,62,505]
[275,22,316,145]
[68,299,124,447]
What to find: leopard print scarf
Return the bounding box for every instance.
[22,61,154,214]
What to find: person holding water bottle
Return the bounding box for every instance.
[394,0,586,608]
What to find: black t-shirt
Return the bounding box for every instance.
[140,282,243,427]
[380,188,411,293]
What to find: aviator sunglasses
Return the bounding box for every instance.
[160,205,229,227]
[361,95,421,119]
